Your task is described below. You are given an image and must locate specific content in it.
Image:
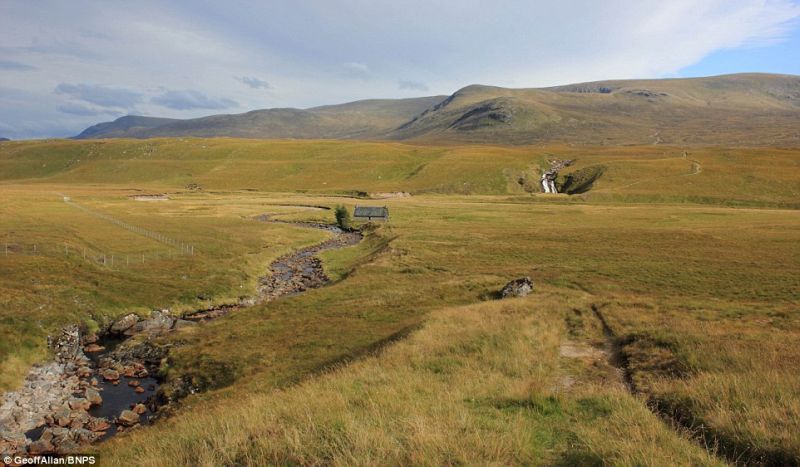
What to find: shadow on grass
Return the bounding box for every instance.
[650,396,800,466]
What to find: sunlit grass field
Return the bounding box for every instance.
[0,185,329,389]
[1,138,798,464]
[2,139,798,205]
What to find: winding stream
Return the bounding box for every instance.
[2,220,362,457]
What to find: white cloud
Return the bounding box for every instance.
[0,0,798,138]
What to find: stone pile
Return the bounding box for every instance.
[0,310,178,457]
[0,353,111,456]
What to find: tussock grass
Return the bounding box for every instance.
[100,297,719,466]
[600,298,800,464]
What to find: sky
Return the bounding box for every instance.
[1,0,799,139]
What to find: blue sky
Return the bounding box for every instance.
[681,26,800,77]
[1,0,799,139]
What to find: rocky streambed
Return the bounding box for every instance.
[0,221,362,458]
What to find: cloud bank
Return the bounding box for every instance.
[0,0,798,138]
[151,90,238,110]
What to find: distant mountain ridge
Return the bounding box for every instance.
[76,73,800,145]
[76,96,447,140]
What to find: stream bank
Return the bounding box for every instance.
[0,221,362,458]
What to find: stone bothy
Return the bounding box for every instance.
[353,205,389,222]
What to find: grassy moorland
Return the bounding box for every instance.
[1,139,798,206]
[94,194,798,466]
[105,296,724,466]
[0,186,329,389]
[0,138,798,464]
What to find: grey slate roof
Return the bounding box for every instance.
[353,206,388,218]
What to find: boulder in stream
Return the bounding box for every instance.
[110,313,139,334]
[85,388,102,406]
[117,410,139,426]
[67,398,90,411]
[87,418,110,433]
[131,309,174,335]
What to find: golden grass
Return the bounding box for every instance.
[0,185,328,390]
[99,295,720,466]
[0,139,798,464]
[2,139,799,206]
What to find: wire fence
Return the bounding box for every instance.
[2,241,194,269]
[1,194,199,270]
[58,194,196,255]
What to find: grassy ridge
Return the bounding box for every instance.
[393,74,800,146]
[72,74,800,146]
[1,139,799,206]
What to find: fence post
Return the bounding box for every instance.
[111,255,114,267]
[33,244,37,256]
[83,248,86,260]
[103,254,106,265]
[65,243,69,256]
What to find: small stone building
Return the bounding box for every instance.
[353,205,389,222]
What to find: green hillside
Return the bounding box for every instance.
[76,96,447,140]
[74,74,800,146]
[394,73,800,145]
[1,138,798,207]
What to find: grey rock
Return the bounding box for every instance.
[130,309,174,335]
[48,326,82,363]
[110,313,139,334]
[501,277,534,298]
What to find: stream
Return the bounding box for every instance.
[2,220,362,457]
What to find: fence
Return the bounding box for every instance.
[2,241,194,270]
[1,194,199,269]
[58,194,195,255]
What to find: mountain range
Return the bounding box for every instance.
[76,73,800,145]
